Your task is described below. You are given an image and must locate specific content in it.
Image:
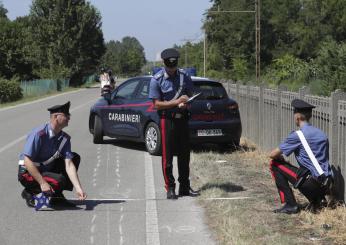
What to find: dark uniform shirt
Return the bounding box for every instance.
[19,123,73,171]
[149,68,194,114]
[279,123,332,177]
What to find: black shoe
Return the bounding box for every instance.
[178,187,200,197]
[167,189,178,199]
[21,189,35,207]
[273,203,299,214]
[50,193,76,207]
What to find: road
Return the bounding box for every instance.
[0,88,214,245]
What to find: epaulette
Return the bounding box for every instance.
[153,70,164,80]
[178,68,186,75]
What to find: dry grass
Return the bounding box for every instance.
[190,137,346,245]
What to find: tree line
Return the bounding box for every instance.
[0,0,146,89]
[177,0,346,95]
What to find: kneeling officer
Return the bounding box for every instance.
[18,101,87,208]
[269,99,333,214]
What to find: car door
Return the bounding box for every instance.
[103,78,142,137]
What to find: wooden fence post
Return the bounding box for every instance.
[329,90,346,166]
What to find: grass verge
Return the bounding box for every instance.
[190,138,346,245]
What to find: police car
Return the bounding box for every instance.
[89,75,242,155]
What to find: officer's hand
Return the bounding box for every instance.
[40,181,53,193]
[76,188,87,200]
[178,95,189,104]
[178,103,187,109]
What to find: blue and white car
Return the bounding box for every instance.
[89,75,242,155]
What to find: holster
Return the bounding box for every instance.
[293,167,310,189]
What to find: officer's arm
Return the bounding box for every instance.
[23,156,52,192]
[269,147,284,160]
[153,96,188,110]
[65,159,87,200]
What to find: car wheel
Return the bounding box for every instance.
[145,122,161,155]
[93,115,103,144]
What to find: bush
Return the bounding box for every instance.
[0,78,23,103]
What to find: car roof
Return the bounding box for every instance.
[134,75,219,83]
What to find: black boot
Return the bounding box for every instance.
[273,203,299,214]
[167,188,178,200]
[178,187,200,197]
[21,189,35,207]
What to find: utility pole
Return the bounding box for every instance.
[204,32,206,77]
[208,1,260,83]
[255,0,261,83]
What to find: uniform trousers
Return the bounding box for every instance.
[18,152,80,194]
[269,159,327,206]
[160,115,190,191]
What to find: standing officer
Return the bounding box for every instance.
[149,48,199,199]
[269,99,333,214]
[18,101,87,208]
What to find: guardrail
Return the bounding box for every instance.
[222,81,346,199]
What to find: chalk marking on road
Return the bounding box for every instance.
[106,145,111,245]
[0,99,95,154]
[91,214,97,223]
[145,153,160,245]
[90,236,94,244]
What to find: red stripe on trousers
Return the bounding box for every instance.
[43,176,60,190]
[279,191,285,203]
[161,117,168,191]
[271,161,297,179]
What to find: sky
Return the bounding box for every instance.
[1,0,213,61]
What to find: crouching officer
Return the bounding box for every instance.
[269,99,333,214]
[18,101,87,208]
[149,48,199,199]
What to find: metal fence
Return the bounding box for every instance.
[20,79,70,97]
[223,81,346,199]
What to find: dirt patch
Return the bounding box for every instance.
[190,138,345,245]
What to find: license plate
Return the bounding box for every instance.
[197,129,223,136]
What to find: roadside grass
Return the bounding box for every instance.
[190,138,346,245]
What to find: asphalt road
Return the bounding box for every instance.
[0,88,214,245]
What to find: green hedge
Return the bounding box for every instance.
[0,78,23,103]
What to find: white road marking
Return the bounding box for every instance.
[0,135,26,154]
[145,153,160,245]
[0,89,85,112]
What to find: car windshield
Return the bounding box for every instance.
[193,81,227,100]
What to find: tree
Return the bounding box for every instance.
[29,0,105,85]
[119,37,146,76]
[0,2,8,19]
[0,16,35,80]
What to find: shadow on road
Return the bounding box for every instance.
[71,199,126,211]
[199,182,246,193]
